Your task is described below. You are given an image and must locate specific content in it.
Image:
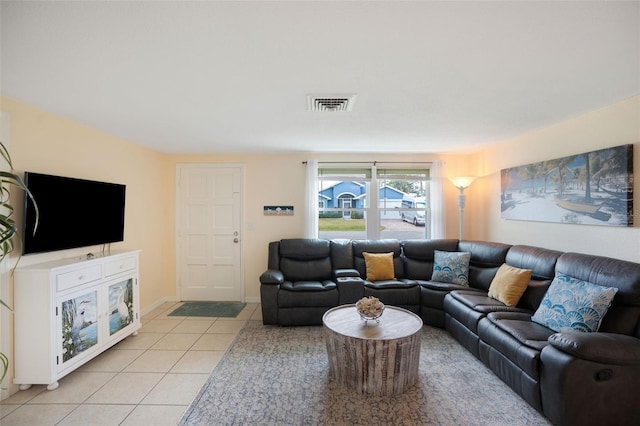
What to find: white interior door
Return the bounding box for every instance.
[177,165,243,301]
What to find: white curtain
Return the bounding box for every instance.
[429,160,445,239]
[304,160,319,238]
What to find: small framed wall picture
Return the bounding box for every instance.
[264,205,294,216]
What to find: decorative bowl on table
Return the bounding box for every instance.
[356,296,385,324]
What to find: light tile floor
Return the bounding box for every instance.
[0,302,261,426]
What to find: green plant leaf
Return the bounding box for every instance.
[0,141,41,387]
[0,351,8,385]
[0,142,14,170]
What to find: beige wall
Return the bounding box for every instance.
[470,95,640,262]
[0,96,177,397]
[0,96,175,310]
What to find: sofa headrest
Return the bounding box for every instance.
[352,239,401,257]
[330,239,354,269]
[556,253,640,306]
[279,238,330,260]
[401,239,459,260]
[506,245,563,281]
[458,240,511,267]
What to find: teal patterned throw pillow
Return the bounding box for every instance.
[532,273,618,333]
[432,250,471,286]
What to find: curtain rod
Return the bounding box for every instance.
[301,161,433,165]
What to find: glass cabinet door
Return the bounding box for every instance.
[59,289,100,366]
[108,278,134,336]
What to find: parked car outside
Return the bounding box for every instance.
[401,195,426,226]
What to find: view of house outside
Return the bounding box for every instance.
[317,167,430,240]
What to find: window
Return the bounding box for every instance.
[317,164,431,240]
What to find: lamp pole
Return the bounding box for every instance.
[456,186,467,240]
[449,177,476,241]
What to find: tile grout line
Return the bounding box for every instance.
[0,303,261,425]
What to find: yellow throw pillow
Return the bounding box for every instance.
[363,252,396,281]
[488,263,532,307]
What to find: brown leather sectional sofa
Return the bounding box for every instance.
[259,238,640,425]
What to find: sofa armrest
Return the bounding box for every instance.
[335,275,365,305]
[548,331,640,365]
[540,332,640,425]
[334,268,360,279]
[260,269,284,285]
[259,271,281,325]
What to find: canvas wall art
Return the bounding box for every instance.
[264,205,294,216]
[501,144,633,227]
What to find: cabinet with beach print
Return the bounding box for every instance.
[14,250,141,391]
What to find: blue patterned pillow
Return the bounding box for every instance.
[532,273,618,333]
[432,250,471,286]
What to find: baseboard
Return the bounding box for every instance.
[140,296,179,317]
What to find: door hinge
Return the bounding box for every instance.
[56,356,59,365]
[56,307,58,316]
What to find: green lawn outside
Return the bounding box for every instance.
[319,218,365,231]
[319,218,385,231]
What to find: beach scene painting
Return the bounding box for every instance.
[501,144,633,227]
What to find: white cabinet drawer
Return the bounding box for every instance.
[105,256,137,277]
[56,266,102,292]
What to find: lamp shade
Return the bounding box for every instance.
[449,176,476,190]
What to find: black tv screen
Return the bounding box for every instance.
[22,172,126,255]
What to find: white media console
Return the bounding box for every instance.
[13,250,141,390]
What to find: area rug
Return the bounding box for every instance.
[180,320,551,426]
[168,301,246,318]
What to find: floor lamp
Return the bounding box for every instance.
[449,177,476,240]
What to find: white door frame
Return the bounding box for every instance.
[175,163,245,302]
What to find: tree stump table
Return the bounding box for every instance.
[322,304,422,396]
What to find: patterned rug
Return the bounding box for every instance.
[168,301,246,318]
[180,320,552,426]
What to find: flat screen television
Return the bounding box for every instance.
[22,172,126,255]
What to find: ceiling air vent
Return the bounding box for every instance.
[307,94,356,112]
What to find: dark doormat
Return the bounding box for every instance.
[168,301,246,318]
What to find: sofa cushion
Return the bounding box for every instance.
[363,252,395,281]
[488,264,532,307]
[432,250,471,286]
[479,311,555,379]
[281,280,337,291]
[445,290,530,334]
[278,282,338,308]
[532,273,618,333]
[365,279,416,289]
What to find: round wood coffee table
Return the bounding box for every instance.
[322,304,423,396]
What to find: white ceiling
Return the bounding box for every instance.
[1,1,639,155]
